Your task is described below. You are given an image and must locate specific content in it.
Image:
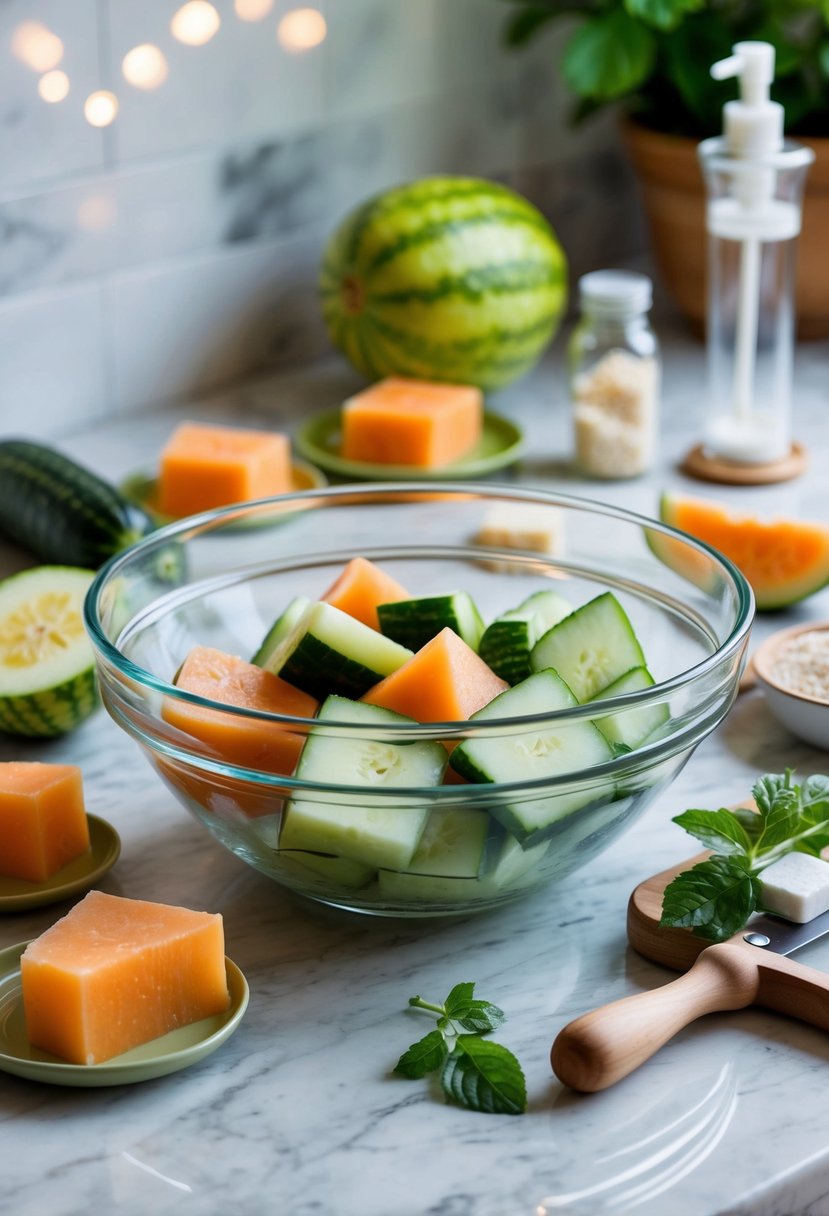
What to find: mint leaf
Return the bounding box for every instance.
[801,774,829,812]
[444,982,505,1033]
[752,771,794,818]
[755,786,800,855]
[441,1036,527,1115]
[672,808,753,856]
[624,0,702,33]
[660,856,759,943]
[394,1030,448,1079]
[730,806,764,844]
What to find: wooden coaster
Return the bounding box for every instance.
[681,441,807,486]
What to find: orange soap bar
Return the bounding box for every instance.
[163,646,318,776]
[21,890,229,1065]
[159,421,292,517]
[363,627,508,723]
[321,557,410,631]
[0,763,90,883]
[341,377,483,467]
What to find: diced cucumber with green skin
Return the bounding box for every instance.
[450,670,615,844]
[280,696,447,869]
[589,666,670,750]
[479,589,573,685]
[262,600,413,700]
[391,806,501,879]
[530,591,646,703]
[377,592,484,653]
[377,836,550,903]
[251,595,311,667]
[275,850,376,890]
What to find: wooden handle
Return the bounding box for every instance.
[551,940,760,1092]
[552,936,829,1092]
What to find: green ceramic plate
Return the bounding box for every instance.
[120,457,328,528]
[0,815,121,914]
[0,945,249,1087]
[294,408,524,482]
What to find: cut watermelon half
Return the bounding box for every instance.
[658,492,829,611]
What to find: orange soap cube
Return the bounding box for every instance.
[341,377,483,467]
[158,421,292,517]
[163,646,317,776]
[0,763,90,883]
[21,890,229,1065]
[362,627,508,723]
[321,557,410,631]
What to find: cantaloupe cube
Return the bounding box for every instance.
[159,421,292,517]
[21,890,229,1064]
[0,763,90,883]
[321,557,410,630]
[341,377,483,467]
[362,627,508,723]
[163,646,317,776]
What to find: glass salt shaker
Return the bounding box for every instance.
[568,270,660,479]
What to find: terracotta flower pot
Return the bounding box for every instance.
[622,118,829,339]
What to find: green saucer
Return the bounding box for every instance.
[294,407,524,482]
[0,815,121,913]
[120,457,328,528]
[0,944,249,1087]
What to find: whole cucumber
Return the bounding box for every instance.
[0,438,156,569]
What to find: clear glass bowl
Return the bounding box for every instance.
[85,485,753,917]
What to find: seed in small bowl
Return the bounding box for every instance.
[754,623,829,750]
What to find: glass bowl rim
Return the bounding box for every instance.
[85,481,754,737]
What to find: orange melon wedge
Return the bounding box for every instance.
[658,492,829,611]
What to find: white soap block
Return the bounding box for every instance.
[759,851,829,923]
[474,504,565,556]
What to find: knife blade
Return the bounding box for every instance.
[741,906,829,956]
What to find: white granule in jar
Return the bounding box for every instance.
[572,349,658,478]
[771,631,829,701]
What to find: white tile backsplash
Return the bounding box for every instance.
[0,0,633,435]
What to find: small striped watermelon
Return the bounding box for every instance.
[0,567,98,738]
[320,177,567,391]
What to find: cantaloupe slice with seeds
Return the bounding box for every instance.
[320,557,410,631]
[362,627,507,723]
[658,492,829,610]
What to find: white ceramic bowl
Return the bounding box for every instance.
[754,621,829,750]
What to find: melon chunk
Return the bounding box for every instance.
[159,421,292,517]
[21,890,229,1065]
[321,557,410,631]
[341,377,483,467]
[0,762,90,883]
[163,645,317,776]
[362,627,508,723]
[658,492,829,610]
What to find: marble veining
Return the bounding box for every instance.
[2,331,829,1214]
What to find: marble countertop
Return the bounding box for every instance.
[3,324,829,1216]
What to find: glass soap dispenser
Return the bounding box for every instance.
[697,41,813,472]
[569,270,660,479]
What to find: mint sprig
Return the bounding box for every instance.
[661,770,829,942]
[394,983,526,1115]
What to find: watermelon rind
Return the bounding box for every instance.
[320,176,567,391]
[658,492,829,611]
[0,566,99,738]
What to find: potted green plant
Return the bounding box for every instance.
[503,0,829,336]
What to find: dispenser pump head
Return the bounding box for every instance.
[711,40,784,159]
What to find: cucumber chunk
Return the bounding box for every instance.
[479,589,573,685]
[530,591,645,702]
[275,850,376,890]
[391,806,500,879]
[450,670,615,844]
[280,696,447,869]
[377,835,550,903]
[251,595,311,667]
[261,600,413,700]
[377,592,484,653]
[589,665,669,749]
[0,566,98,738]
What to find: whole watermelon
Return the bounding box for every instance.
[320,177,567,391]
